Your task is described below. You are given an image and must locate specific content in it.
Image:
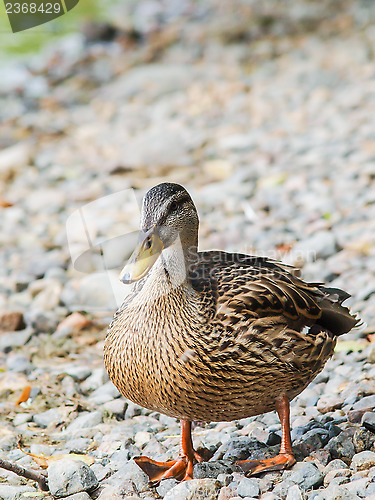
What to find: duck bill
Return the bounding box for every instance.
[119,228,164,284]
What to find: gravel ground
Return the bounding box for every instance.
[1,1,375,499]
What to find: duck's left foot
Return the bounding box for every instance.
[134,450,203,487]
[237,452,296,475]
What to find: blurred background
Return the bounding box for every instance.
[1,0,374,325]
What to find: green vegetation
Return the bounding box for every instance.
[0,0,119,59]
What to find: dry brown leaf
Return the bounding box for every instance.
[15,385,31,406]
[276,242,294,254]
[0,198,13,208]
[18,442,94,468]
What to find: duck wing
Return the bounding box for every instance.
[193,251,359,337]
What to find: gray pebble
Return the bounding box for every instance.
[63,493,92,500]
[323,468,351,487]
[361,411,375,433]
[102,399,127,419]
[326,428,356,463]
[88,381,121,404]
[6,353,31,373]
[48,458,98,497]
[156,478,179,497]
[286,484,303,500]
[66,411,103,432]
[236,476,260,498]
[324,483,360,500]
[353,395,375,410]
[353,427,375,453]
[351,450,375,471]
[288,462,324,489]
[217,473,233,486]
[0,328,33,352]
[13,412,33,426]
[64,365,92,382]
[293,231,337,259]
[106,459,149,493]
[324,459,349,473]
[345,476,370,497]
[124,402,143,419]
[164,478,221,500]
[194,460,241,479]
[64,438,92,452]
[0,485,39,500]
[273,479,297,497]
[213,436,266,461]
[33,407,64,428]
[293,428,330,457]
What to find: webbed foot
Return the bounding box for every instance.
[237,452,296,475]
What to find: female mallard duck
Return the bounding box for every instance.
[105,182,358,485]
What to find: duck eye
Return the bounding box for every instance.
[170,201,178,212]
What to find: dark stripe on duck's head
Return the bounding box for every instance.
[140,184,198,247]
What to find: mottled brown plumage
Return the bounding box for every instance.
[104,182,358,484]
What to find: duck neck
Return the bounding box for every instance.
[138,238,197,303]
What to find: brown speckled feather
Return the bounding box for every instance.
[105,248,358,423]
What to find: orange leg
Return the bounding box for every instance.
[134,420,203,486]
[237,394,296,475]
